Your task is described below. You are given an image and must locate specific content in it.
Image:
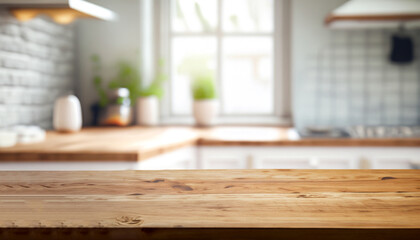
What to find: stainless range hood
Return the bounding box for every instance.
[326,0,420,28]
[0,0,117,24]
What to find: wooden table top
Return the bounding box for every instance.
[1,126,420,162]
[1,169,419,228]
[1,170,419,239]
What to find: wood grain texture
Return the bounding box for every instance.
[326,14,420,24]
[0,170,419,229]
[1,127,420,161]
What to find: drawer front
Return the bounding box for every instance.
[371,158,413,169]
[254,156,313,169]
[138,147,196,170]
[202,156,247,169]
[199,147,248,169]
[315,157,357,169]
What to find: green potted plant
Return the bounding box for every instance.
[90,54,108,126]
[91,55,142,126]
[135,60,167,126]
[192,73,218,126]
[103,61,142,126]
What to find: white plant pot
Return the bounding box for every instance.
[53,95,82,132]
[136,96,159,126]
[193,99,218,126]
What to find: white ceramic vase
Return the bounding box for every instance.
[136,96,159,126]
[193,99,218,126]
[53,95,82,132]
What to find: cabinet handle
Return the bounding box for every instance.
[246,155,253,169]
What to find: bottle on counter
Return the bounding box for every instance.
[100,88,132,126]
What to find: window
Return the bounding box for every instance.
[157,0,290,124]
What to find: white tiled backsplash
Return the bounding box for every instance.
[0,10,74,129]
[294,29,420,129]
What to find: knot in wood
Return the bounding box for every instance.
[116,215,143,226]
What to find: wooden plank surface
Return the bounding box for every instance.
[1,127,420,161]
[1,170,419,229]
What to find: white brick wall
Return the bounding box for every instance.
[0,10,74,129]
[295,29,420,129]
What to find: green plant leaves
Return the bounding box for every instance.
[91,55,168,104]
[139,59,167,99]
[91,55,108,107]
[108,61,142,104]
[192,74,217,100]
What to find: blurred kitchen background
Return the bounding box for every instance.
[0,0,420,170]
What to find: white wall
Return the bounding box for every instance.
[292,0,347,85]
[292,0,420,129]
[75,0,141,126]
[292,0,347,128]
[0,10,74,129]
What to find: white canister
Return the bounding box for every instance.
[193,99,218,126]
[136,96,159,126]
[53,95,82,132]
[0,130,17,148]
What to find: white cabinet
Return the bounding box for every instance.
[371,157,413,169]
[2,146,418,171]
[366,147,420,169]
[315,157,356,169]
[252,147,357,169]
[253,156,313,169]
[137,147,196,170]
[198,146,420,170]
[199,147,248,169]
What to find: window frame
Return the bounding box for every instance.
[154,0,291,125]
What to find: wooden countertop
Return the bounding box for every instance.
[1,126,420,162]
[1,170,419,240]
[0,127,199,161]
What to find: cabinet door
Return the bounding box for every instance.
[253,156,313,169]
[371,157,413,169]
[315,157,357,169]
[199,147,248,169]
[365,147,420,169]
[137,147,196,170]
[253,147,316,169]
[252,147,359,169]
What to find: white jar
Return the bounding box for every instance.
[0,130,17,148]
[53,95,82,132]
[136,96,159,126]
[193,99,218,126]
